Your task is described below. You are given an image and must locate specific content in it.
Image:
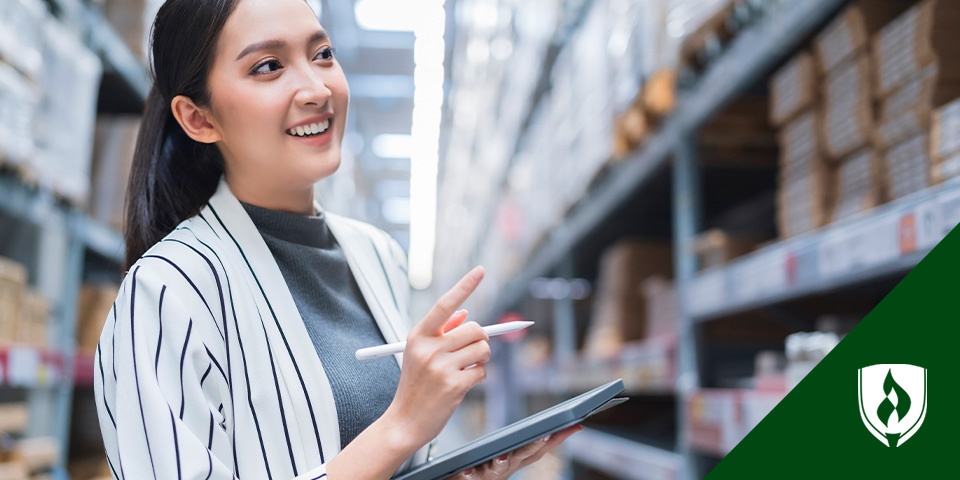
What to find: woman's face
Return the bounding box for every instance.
[205,0,349,201]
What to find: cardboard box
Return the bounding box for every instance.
[77,284,119,354]
[640,276,677,339]
[814,0,918,75]
[833,148,884,222]
[884,133,931,200]
[931,95,960,160]
[18,290,49,347]
[584,241,673,359]
[778,109,823,180]
[0,404,27,434]
[872,0,960,98]
[777,163,835,238]
[642,69,677,117]
[770,51,818,126]
[692,230,762,270]
[0,257,27,345]
[931,150,960,184]
[821,54,874,159]
[874,67,960,149]
[11,437,57,473]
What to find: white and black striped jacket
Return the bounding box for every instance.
[95,179,432,479]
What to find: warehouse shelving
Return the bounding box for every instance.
[456,0,914,479]
[1,1,142,477]
[562,427,681,480]
[688,177,960,321]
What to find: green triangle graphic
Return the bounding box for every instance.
[706,225,960,478]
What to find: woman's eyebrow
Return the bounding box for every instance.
[236,31,329,61]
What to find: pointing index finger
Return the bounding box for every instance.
[416,266,485,336]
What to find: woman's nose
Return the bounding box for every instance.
[294,69,333,106]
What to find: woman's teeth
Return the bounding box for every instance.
[287,119,331,137]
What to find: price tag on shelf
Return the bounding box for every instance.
[914,196,943,252]
[818,215,899,279]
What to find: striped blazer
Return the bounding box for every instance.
[95,179,433,479]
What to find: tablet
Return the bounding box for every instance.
[393,379,628,480]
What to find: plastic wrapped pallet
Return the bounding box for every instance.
[34,19,102,206]
[0,62,40,171]
[770,52,817,127]
[931,96,960,161]
[0,257,27,345]
[821,54,874,159]
[884,133,931,200]
[584,241,673,360]
[832,148,883,222]
[813,0,917,75]
[871,0,960,99]
[89,117,141,231]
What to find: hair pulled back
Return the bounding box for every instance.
[124,0,239,269]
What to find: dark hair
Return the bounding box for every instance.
[124,0,240,270]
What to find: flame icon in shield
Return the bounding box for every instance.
[858,364,927,447]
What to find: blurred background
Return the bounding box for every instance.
[0,0,958,478]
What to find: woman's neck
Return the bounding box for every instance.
[225,174,316,216]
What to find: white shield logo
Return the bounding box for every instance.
[858,364,927,447]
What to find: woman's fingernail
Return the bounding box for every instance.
[462,468,477,479]
[471,266,484,280]
[541,434,551,442]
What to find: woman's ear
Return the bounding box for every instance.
[170,95,222,144]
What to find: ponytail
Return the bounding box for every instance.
[123,0,239,270]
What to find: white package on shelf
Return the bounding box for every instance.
[35,19,103,205]
[0,0,48,80]
[0,62,40,167]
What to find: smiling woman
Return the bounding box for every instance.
[96,0,578,479]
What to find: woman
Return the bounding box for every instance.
[94,0,579,478]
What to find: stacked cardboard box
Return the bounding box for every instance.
[872,0,960,200]
[0,257,27,345]
[773,105,833,237]
[931,97,960,183]
[821,55,874,159]
[832,148,883,222]
[769,52,817,127]
[77,284,119,354]
[584,241,673,359]
[18,291,49,347]
[813,0,917,76]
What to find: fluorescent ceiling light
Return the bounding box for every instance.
[372,134,413,159]
[355,0,418,32]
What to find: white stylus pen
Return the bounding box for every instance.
[355,321,534,361]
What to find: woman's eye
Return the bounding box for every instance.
[315,46,336,62]
[252,59,282,75]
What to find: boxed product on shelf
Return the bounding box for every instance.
[931,95,960,160]
[642,69,677,118]
[583,241,673,359]
[692,230,762,270]
[871,0,960,99]
[0,257,27,345]
[0,61,40,172]
[769,51,817,127]
[931,150,960,184]
[785,331,840,390]
[875,69,951,150]
[11,437,58,474]
[777,162,835,238]
[832,148,884,222]
[620,336,676,392]
[77,284,119,353]
[813,0,917,75]
[821,54,874,159]
[18,290,49,347]
[777,109,824,182]
[0,0,48,80]
[884,133,931,200]
[640,276,677,339]
[0,403,28,434]
[34,19,102,207]
[89,117,140,231]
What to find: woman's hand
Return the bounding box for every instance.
[447,425,583,480]
[383,266,490,450]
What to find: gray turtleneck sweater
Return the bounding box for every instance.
[241,202,401,450]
